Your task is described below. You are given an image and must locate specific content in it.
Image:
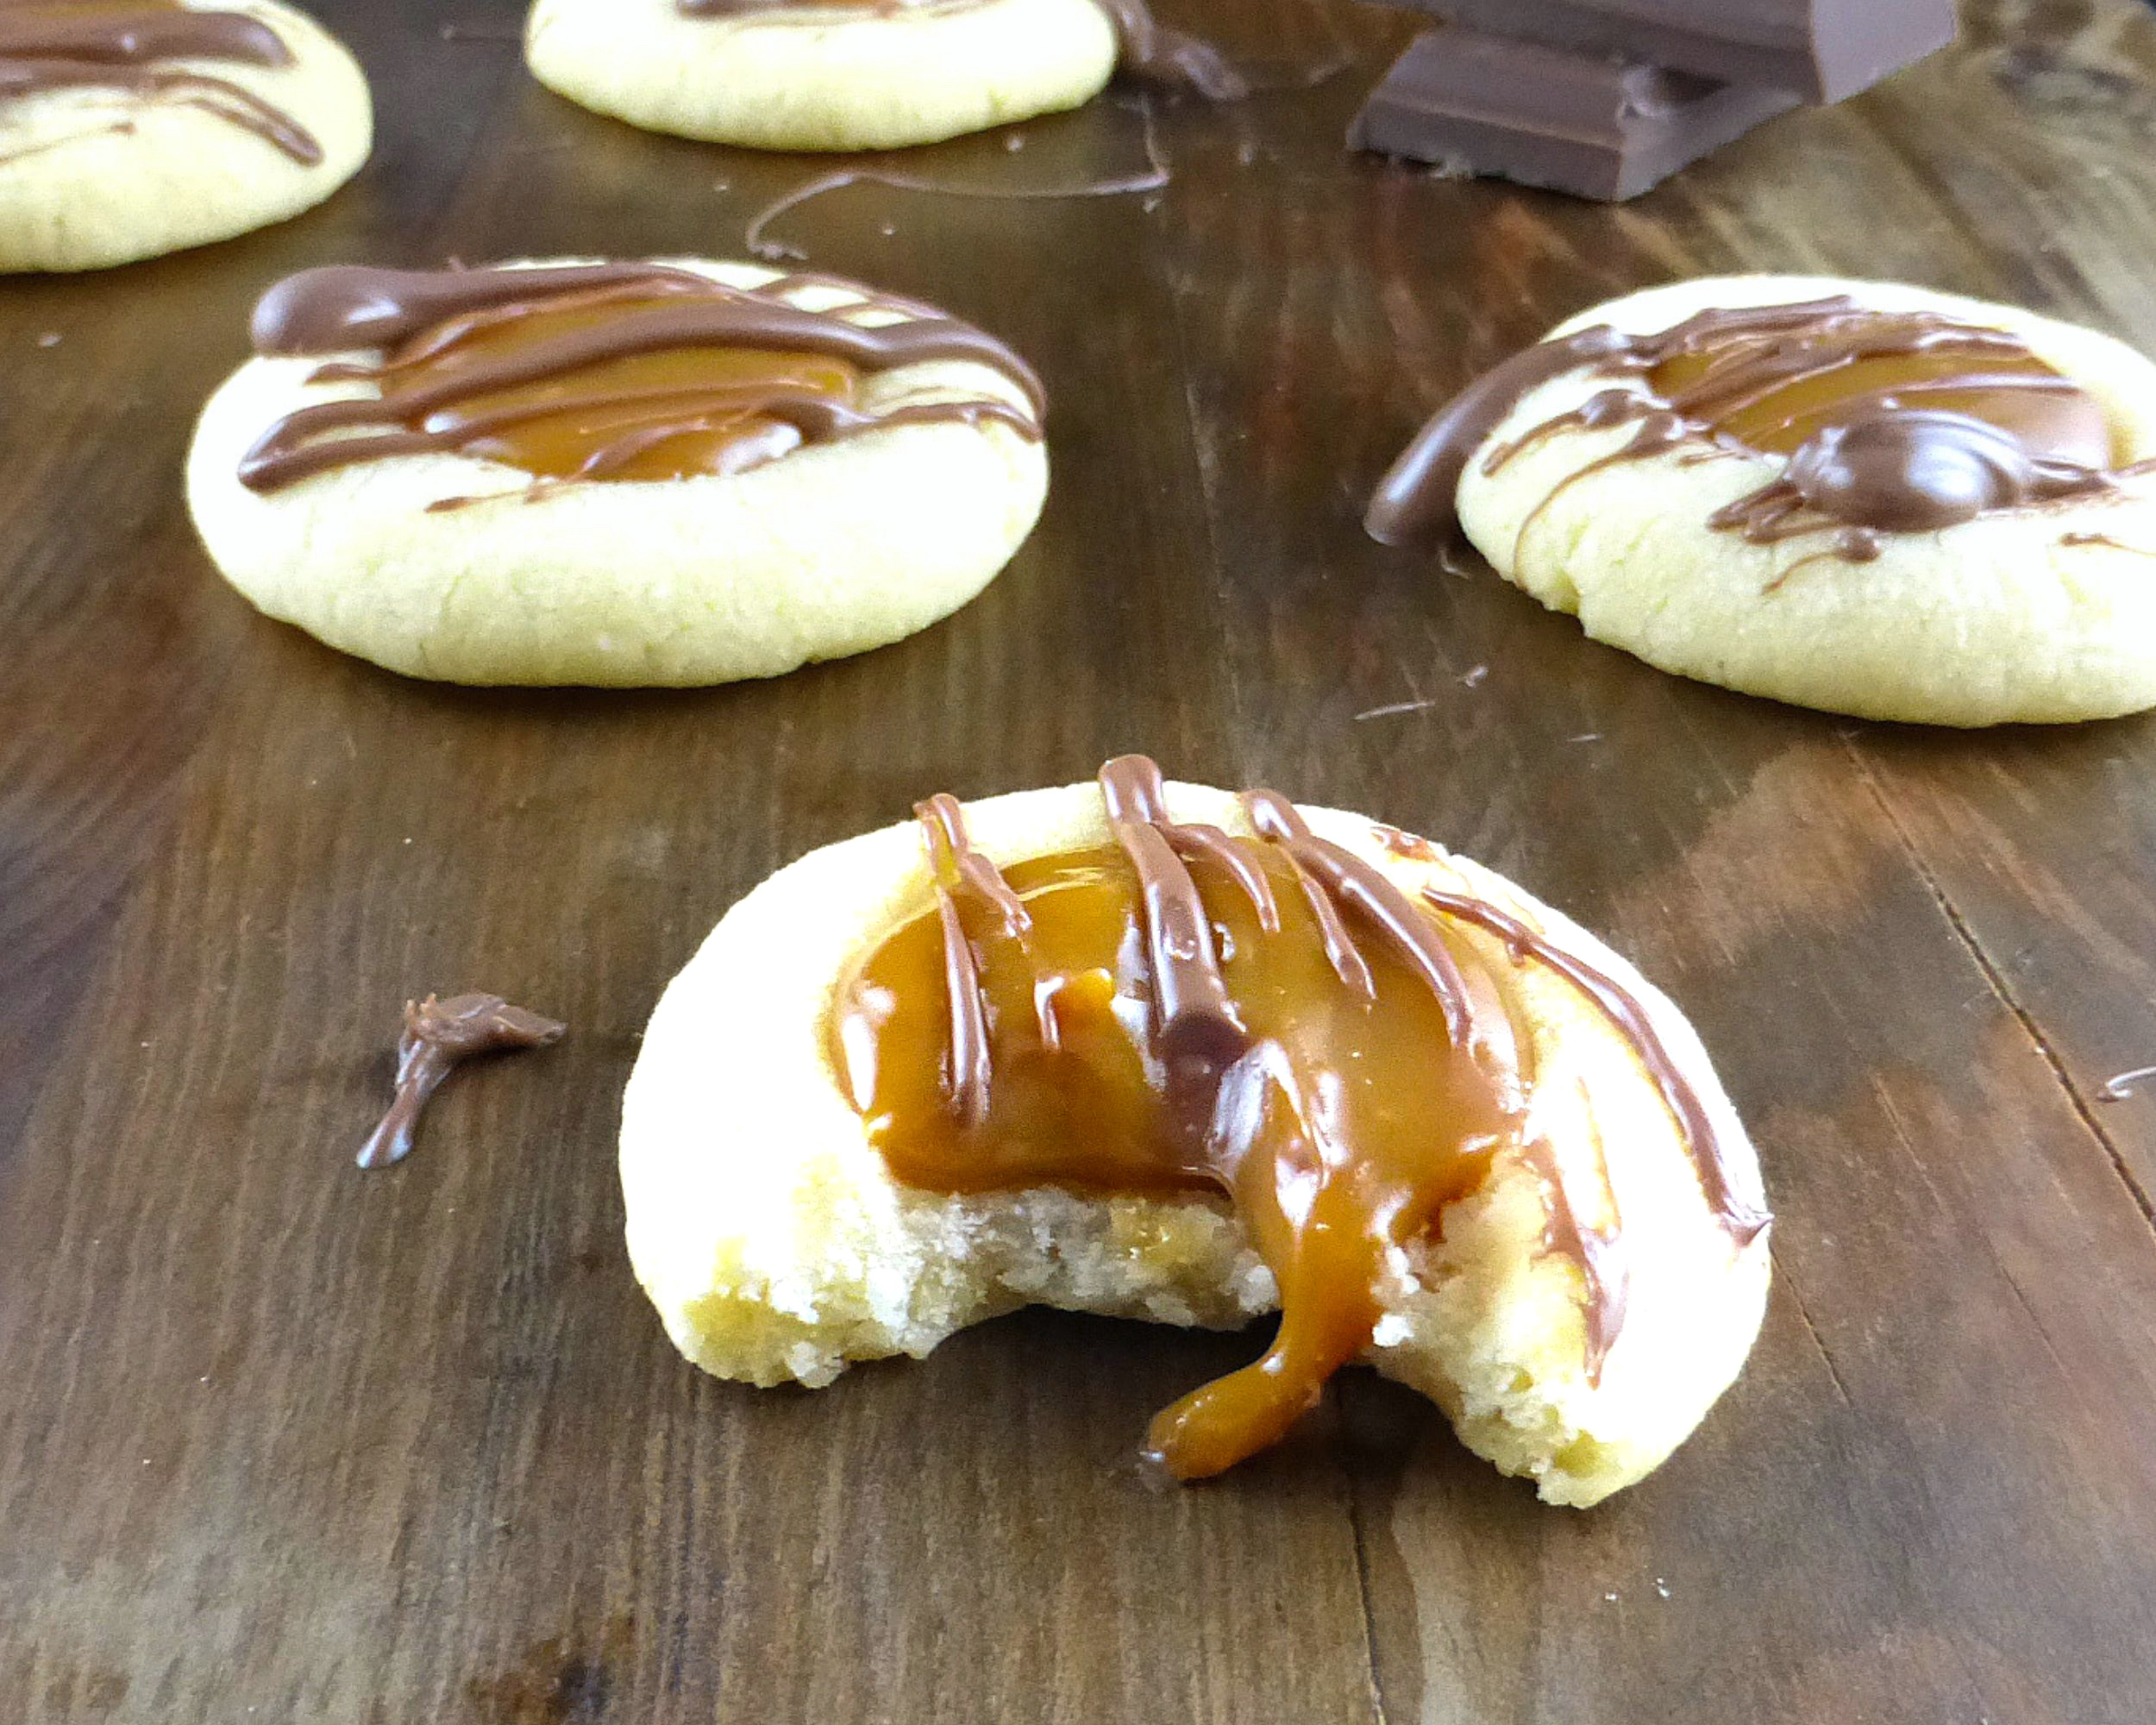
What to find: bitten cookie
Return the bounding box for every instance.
[0,0,371,273]
[524,0,1241,153]
[185,258,1050,686]
[621,757,1771,1506]
[1368,276,2156,727]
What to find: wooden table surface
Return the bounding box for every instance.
[9,0,2156,1718]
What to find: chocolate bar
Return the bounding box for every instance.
[1350,27,1796,202]
[1380,0,1956,104]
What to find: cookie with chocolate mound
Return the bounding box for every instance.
[622,757,1771,1506]
[185,258,1050,686]
[524,0,1242,154]
[1369,276,2156,726]
[0,0,371,273]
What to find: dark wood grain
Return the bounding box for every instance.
[7,0,2156,1719]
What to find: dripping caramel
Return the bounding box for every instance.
[830,777,1520,1480]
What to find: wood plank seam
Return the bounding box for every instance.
[1768,1246,1854,1407]
[1344,1476,1396,1725]
[1841,736,2156,1237]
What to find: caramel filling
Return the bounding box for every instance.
[830,769,1524,1480]
[238,264,1045,494]
[1646,317,2115,467]
[367,289,863,485]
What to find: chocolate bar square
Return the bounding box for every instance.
[1350,26,1796,202]
[1382,0,1956,103]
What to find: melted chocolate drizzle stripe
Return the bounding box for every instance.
[237,262,1045,494]
[1422,888,1770,1245]
[1368,296,2133,561]
[0,7,322,166]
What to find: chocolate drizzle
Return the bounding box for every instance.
[1368,295,2137,564]
[1524,1127,1626,1380]
[0,2,323,166]
[1100,758,1249,1073]
[358,993,566,1170]
[916,796,1005,1124]
[837,759,1763,1478]
[1244,790,1480,1047]
[1421,889,1770,1244]
[236,261,1046,495]
[2062,531,2156,557]
[674,0,1248,98]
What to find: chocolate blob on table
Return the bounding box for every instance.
[1368,296,2132,564]
[828,756,1768,1481]
[0,0,321,166]
[238,260,1046,494]
[674,0,1249,100]
[358,993,566,1171]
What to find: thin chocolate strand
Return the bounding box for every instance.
[914,796,997,1124]
[1524,1120,1628,1382]
[1164,822,1279,932]
[1244,792,1476,1047]
[1423,888,1771,1243]
[1269,842,1375,1000]
[253,263,710,354]
[0,59,320,164]
[1099,757,1248,1070]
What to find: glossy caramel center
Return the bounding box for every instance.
[371,288,862,485]
[1650,316,2115,467]
[830,841,1515,1480]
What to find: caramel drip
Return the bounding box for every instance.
[1369,296,2130,563]
[358,993,565,1170]
[674,0,1248,98]
[236,262,1045,494]
[0,1,322,165]
[830,760,1754,1478]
